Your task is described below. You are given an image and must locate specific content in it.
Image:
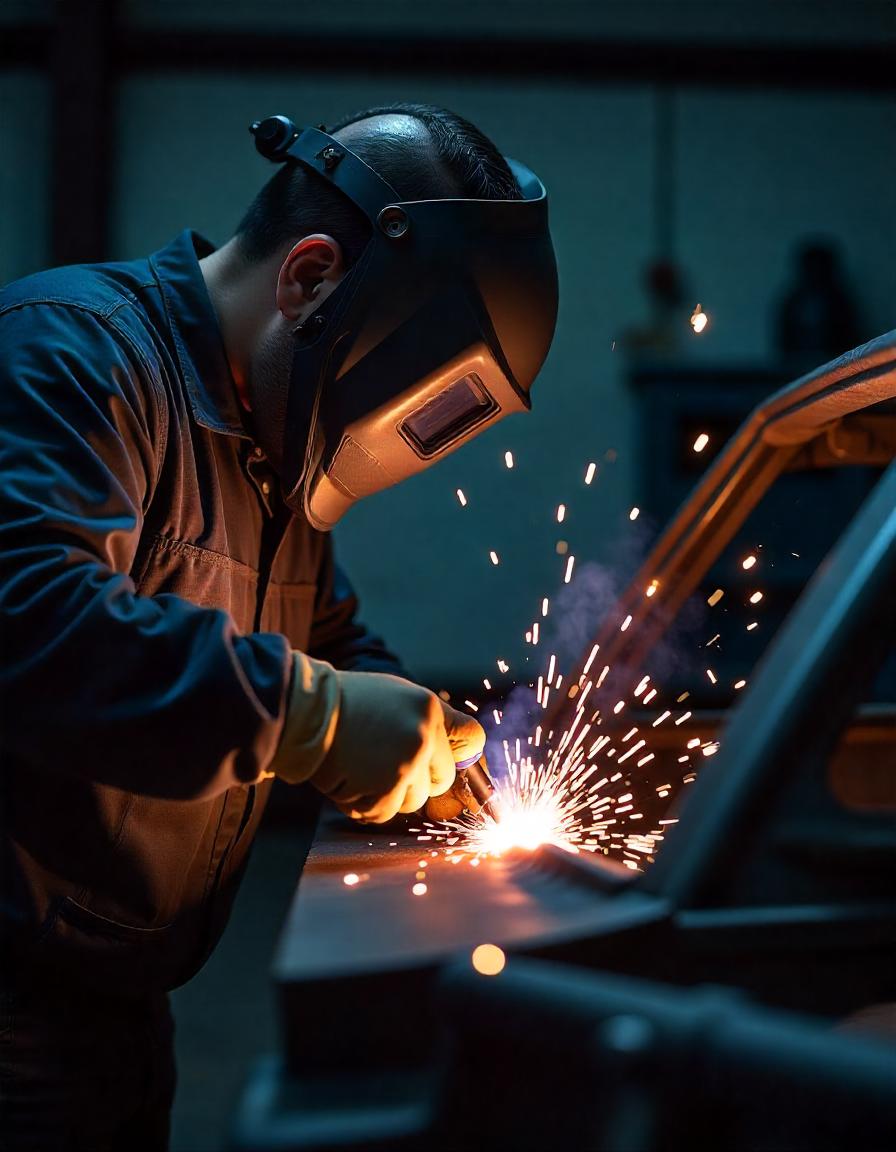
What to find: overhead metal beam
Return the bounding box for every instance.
[117,30,896,92]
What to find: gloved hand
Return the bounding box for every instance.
[269,653,481,824]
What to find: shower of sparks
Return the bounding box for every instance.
[504,450,514,469]
[585,461,597,485]
[693,432,710,453]
[629,506,640,521]
[411,655,682,868]
[690,303,709,333]
[456,488,467,506]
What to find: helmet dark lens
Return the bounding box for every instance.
[400,374,498,458]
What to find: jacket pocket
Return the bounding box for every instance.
[260,581,317,650]
[38,896,192,996]
[54,896,174,941]
[133,533,260,633]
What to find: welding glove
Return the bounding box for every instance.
[269,653,463,824]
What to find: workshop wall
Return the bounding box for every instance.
[1,4,894,689]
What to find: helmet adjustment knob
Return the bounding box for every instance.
[377,206,410,239]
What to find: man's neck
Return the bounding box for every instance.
[199,238,271,412]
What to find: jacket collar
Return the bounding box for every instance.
[150,230,249,439]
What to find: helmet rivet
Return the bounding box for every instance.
[377,206,410,239]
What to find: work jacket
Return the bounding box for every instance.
[0,231,402,996]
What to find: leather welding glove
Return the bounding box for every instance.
[269,653,461,824]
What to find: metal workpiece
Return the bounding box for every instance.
[271,810,651,1077]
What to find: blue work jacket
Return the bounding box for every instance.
[0,231,402,995]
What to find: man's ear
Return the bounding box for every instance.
[276,234,344,322]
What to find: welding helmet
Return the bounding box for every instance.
[249,114,558,530]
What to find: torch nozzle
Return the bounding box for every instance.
[455,753,501,824]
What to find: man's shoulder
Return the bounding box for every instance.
[0,255,161,326]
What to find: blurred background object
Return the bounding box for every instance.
[775,237,862,371]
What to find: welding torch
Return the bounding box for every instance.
[451,752,502,823]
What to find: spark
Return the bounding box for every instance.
[564,555,575,583]
[483,678,492,690]
[471,944,506,976]
[585,462,597,485]
[556,539,569,555]
[497,659,510,672]
[490,550,500,565]
[542,598,549,617]
[749,591,763,604]
[464,699,479,712]
[613,700,625,714]
[532,622,540,644]
[693,432,710,453]
[690,303,709,333]
[504,450,514,469]
[583,644,600,675]
[707,588,724,606]
[742,554,757,570]
[646,579,659,598]
[702,742,720,757]
[620,615,632,632]
[734,679,746,690]
[747,621,758,631]
[677,692,690,702]
[642,688,657,704]
[675,711,692,725]
[456,488,467,506]
[706,668,717,684]
[412,882,428,896]
[343,873,360,886]
[556,503,566,523]
[629,506,640,521]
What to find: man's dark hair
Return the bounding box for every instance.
[235,102,521,265]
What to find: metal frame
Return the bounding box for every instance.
[231,335,896,1149]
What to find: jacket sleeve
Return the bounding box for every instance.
[306,537,409,677]
[0,303,291,800]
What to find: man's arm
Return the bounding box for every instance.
[307,540,409,677]
[0,303,291,800]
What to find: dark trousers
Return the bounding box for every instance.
[0,968,176,1152]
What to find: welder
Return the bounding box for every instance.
[0,102,557,1149]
